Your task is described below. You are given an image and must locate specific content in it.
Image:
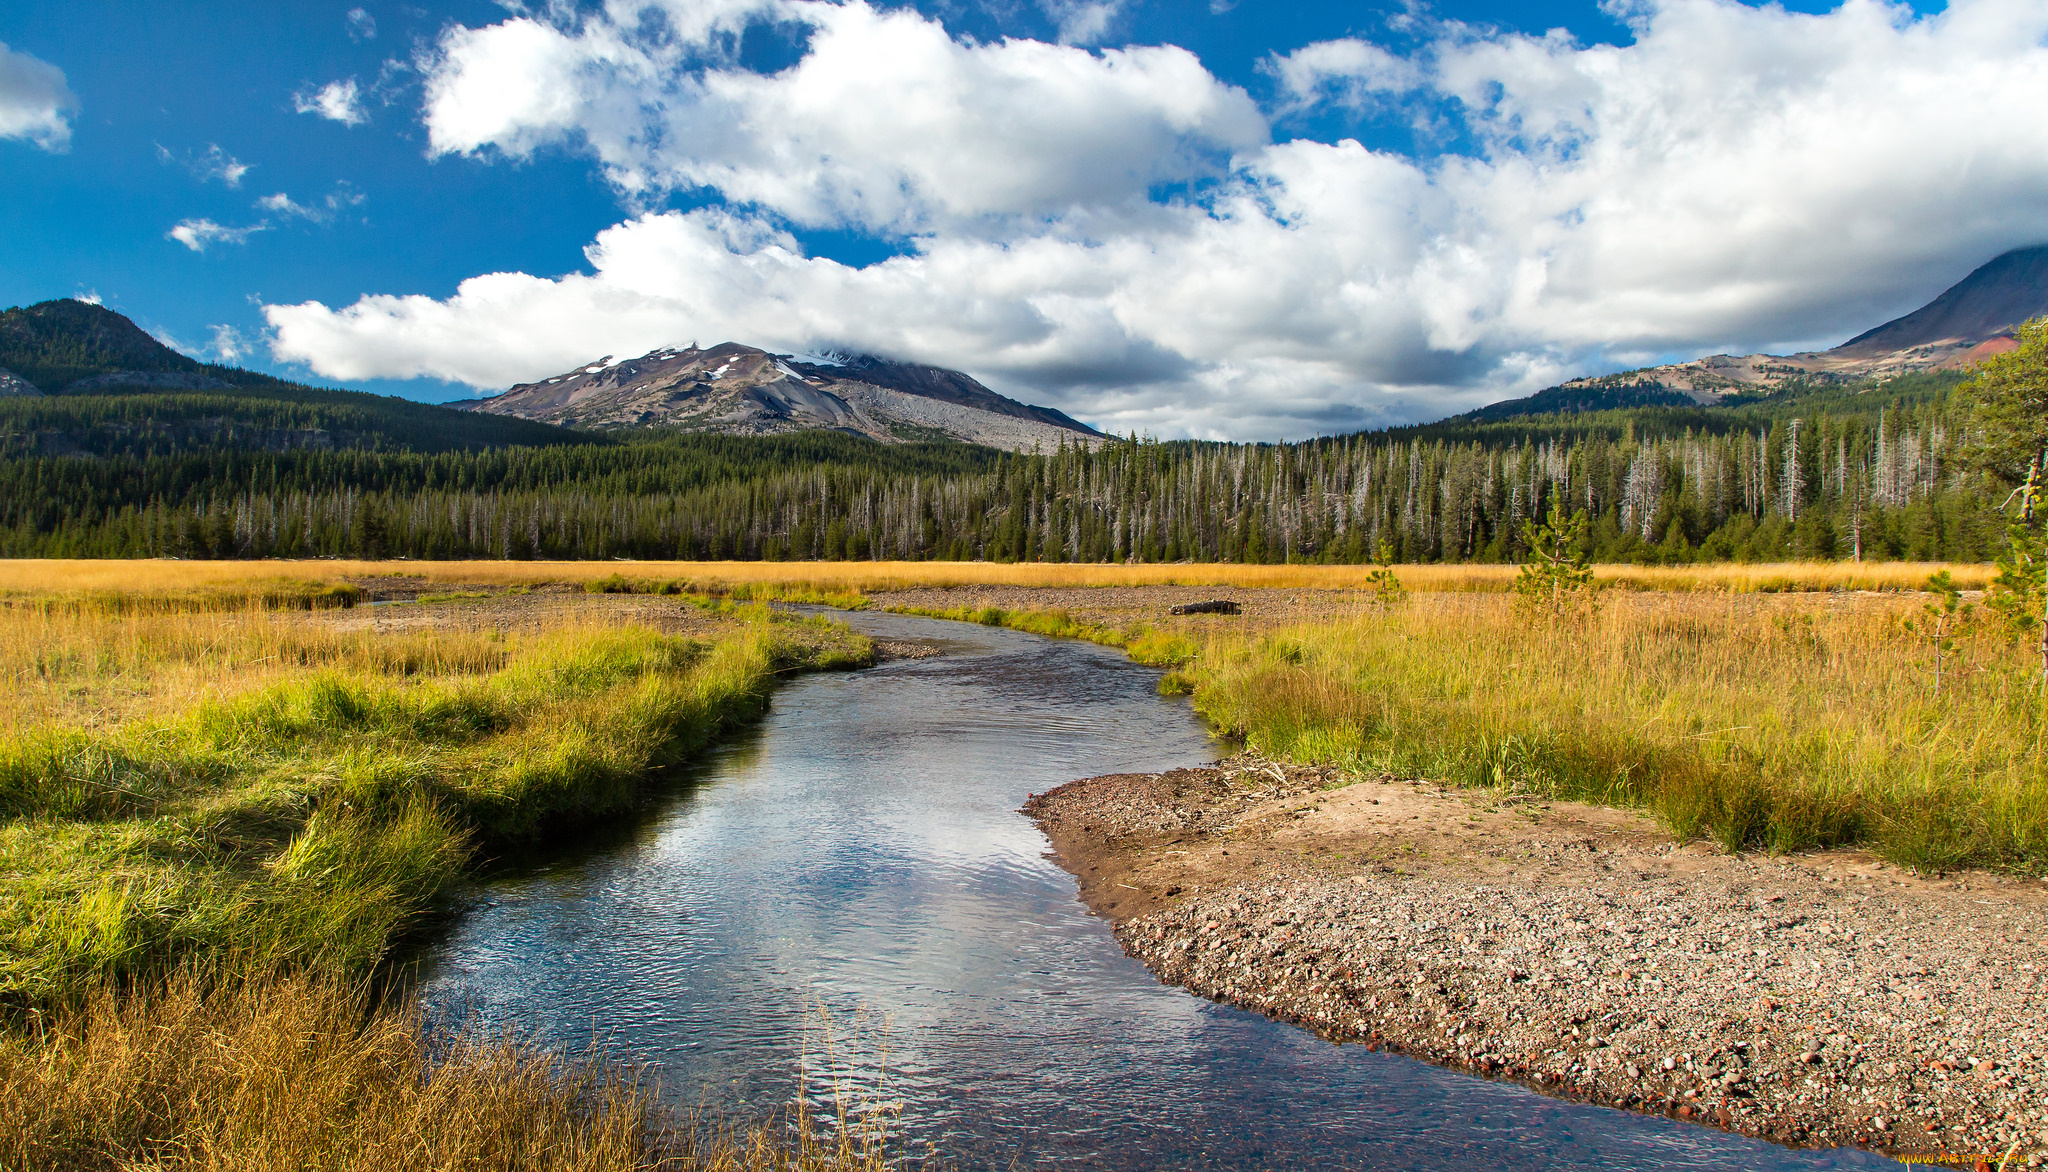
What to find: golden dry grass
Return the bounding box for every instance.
[1182,589,2048,870]
[0,606,519,733]
[0,557,1997,598]
[0,970,892,1172]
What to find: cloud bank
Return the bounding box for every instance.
[0,41,75,151]
[268,0,2048,439]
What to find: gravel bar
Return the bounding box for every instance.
[1023,756,2048,1165]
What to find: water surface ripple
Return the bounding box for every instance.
[418,610,1896,1170]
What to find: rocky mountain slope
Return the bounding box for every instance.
[459,342,1102,450]
[1472,244,2047,420]
[1834,244,2048,359]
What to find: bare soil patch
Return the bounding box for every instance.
[339,580,943,661]
[332,578,734,639]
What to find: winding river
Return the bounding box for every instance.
[417,609,1896,1170]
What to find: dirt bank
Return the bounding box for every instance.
[334,578,732,636]
[331,577,957,661]
[1025,756,2048,1164]
[870,584,1395,640]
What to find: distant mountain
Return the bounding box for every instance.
[0,299,577,454]
[461,342,1102,450]
[1835,244,2048,358]
[0,297,223,394]
[1470,244,2047,421]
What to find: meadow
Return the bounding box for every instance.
[0,556,1997,599]
[842,564,2045,872]
[0,556,2033,1169]
[7,555,2027,879]
[1177,590,2048,872]
[0,579,879,1170]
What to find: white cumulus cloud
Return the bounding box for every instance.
[296,78,367,126]
[0,41,76,150]
[168,218,268,252]
[208,324,253,364]
[420,0,1267,232]
[272,0,2048,439]
[1042,0,1122,46]
[1266,37,1423,111]
[422,19,618,162]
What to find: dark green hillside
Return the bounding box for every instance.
[0,388,1994,563]
[0,299,582,453]
[1462,378,1699,421]
[1410,370,1967,447]
[0,298,202,390]
[0,382,584,457]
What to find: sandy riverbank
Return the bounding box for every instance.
[1025,755,2048,1165]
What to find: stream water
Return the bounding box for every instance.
[416,609,1897,1170]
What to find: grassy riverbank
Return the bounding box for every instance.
[2,609,867,1001]
[875,601,1198,668]
[877,586,2048,874]
[0,583,878,1169]
[1189,593,2048,871]
[4,559,2033,1163]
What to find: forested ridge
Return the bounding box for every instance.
[1,298,576,453]
[0,367,2000,563]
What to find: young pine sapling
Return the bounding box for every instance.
[1513,501,1598,625]
[1905,569,1976,694]
[1365,539,1407,613]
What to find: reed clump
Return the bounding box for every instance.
[582,573,872,611]
[0,577,366,615]
[0,971,662,1171]
[1183,592,2048,872]
[899,585,2048,870]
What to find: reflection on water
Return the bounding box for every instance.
[417,611,1896,1170]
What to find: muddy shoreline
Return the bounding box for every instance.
[1025,756,2048,1165]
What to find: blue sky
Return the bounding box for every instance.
[0,0,2034,438]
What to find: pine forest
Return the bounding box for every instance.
[0,373,1999,564]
